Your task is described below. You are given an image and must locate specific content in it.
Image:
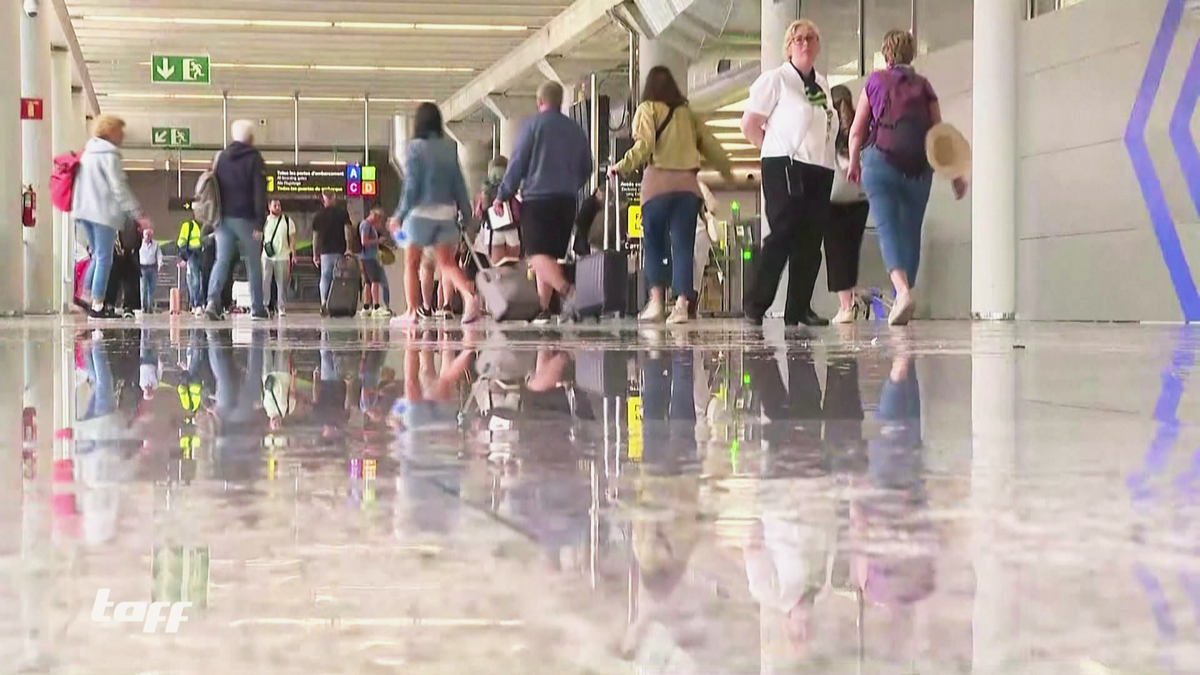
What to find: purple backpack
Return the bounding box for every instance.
[868,67,934,176]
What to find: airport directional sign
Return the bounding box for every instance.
[152,127,191,147]
[151,55,210,84]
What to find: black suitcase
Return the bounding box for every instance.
[325,257,361,318]
[572,249,628,319]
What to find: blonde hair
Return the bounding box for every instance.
[783,19,822,59]
[92,114,126,142]
[882,29,917,66]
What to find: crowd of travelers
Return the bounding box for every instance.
[68,23,964,328]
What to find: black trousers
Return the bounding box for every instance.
[747,157,834,323]
[104,249,140,311]
[825,201,869,293]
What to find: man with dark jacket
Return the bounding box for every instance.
[206,119,269,320]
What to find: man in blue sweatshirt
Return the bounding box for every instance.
[207,119,269,321]
[494,81,593,323]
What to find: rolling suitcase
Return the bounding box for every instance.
[465,231,541,322]
[325,257,361,318]
[572,249,628,319]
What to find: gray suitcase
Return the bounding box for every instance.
[465,231,541,322]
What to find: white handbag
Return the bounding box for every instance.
[830,153,866,204]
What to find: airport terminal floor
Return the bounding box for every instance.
[1,315,1198,674]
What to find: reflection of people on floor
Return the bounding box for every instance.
[75,332,138,545]
[742,347,837,672]
[850,355,936,661]
[139,329,162,401]
[620,350,707,669]
[314,330,352,439]
[204,329,267,487]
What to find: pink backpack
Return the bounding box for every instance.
[51,151,82,212]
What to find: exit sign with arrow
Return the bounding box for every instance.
[151,55,210,84]
[152,127,191,147]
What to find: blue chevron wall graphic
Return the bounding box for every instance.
[1126,0,1200,322]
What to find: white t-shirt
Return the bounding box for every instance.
[746,63,837,170]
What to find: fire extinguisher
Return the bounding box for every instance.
[21,185,35,227]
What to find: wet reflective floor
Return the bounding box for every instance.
[1,318,1198,674]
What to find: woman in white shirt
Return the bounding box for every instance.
[740,19,837,327]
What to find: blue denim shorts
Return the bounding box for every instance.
[399,216,459,249]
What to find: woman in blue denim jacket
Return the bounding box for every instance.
[387,102,481,324]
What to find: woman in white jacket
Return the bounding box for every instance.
[72,115,152,318]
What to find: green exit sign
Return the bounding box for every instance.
[151,55,210,84]
[152,127,191,147]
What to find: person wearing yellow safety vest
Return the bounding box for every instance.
[176,217,205,315]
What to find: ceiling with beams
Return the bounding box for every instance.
[66,0,584,119]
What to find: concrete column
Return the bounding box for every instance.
[969,324,1020,672]
[22,7,54,314]
[498,117,524,160]
[760,0,799,317]
[458,140,491,202]
[639,37,690,95]
[70,91,89,261]
[971,0,1019,320]
[0,0,26,316]
[51,47,72,314]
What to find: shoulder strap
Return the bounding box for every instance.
[655,105,679,142]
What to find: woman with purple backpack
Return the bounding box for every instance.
[847,30,968,326]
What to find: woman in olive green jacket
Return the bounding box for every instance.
[610,66,732,324]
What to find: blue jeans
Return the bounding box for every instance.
[140,265,157,312]
[207,217,265,313]
[79,220,118,301]
[186,255,205,307]
[319,253,342,304]
[641,192,701,297]
[861,147,933,287]
[380,268,391,308]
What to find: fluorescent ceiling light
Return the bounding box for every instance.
[122,158,156,163]
[712,132,743,140]
[310,161,348,166]
[124,167,155,172]
[101,92,420,103]
[333,21,526,32]
[721,143,755,151]
[80,16,525,31]
[81,15,330,28]
[717,99,749,113]
[705,119,742,129]
[265,160,285,165]
[137,62,473,74]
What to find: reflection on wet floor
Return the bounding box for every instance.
[2,321,1199,674]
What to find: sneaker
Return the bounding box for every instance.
[639,295,665,322]
[87,305,117,320]
[373,306,392,319]
[888,292,916,326]
[277,308,287,318]
[416,306,433,321]
[831,307,856,324]
[251,311,270,321]
[122,309,136,319]
[531,310,554,325]
[358,306,373,317]
[435,307,455,319]
[665,297,690,325]
[205,307,224,321]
